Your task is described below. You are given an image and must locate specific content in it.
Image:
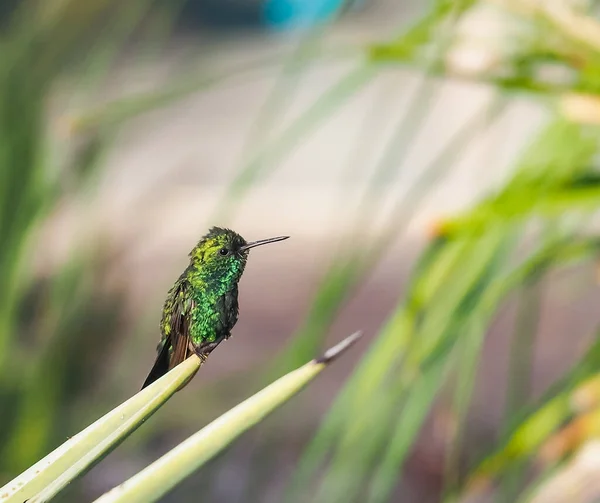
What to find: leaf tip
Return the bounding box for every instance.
[316,331,362,365]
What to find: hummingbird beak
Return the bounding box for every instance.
[240,235,289,251]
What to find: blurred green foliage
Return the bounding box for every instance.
[0,0,167,484]
[285,3,600,502]
[4,0,600,502]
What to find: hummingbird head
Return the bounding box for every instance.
[189,227,289,284]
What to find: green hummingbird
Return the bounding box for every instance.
[142,227,289,389]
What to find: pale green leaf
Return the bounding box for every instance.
[0,356,201,503]
[92,332,362,503]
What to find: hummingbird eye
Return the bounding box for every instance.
[219,247,230,256]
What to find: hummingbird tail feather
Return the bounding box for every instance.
[141,339,171,389]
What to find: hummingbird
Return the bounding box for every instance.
[142,227,289,389]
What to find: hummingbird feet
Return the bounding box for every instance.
[186,341,207,362]
[193,341,219,362]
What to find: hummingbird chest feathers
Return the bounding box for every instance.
[161,263,242,348]
[188,283,240,346]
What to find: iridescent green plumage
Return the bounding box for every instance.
[142,227,289,389]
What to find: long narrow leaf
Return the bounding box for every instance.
[92,332,362,503]
[0,356,202,503]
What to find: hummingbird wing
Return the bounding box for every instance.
[169,310,193,371]
[141,278,194,389]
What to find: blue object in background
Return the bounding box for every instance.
[263,0,361,30]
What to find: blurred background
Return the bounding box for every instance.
[3,0,600,501]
